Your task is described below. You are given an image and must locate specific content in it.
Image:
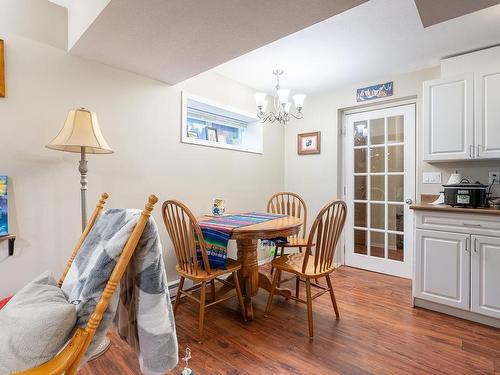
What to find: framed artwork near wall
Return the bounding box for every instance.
[0,40,5,97]
[298,131,321,155]
[206,127,218,142]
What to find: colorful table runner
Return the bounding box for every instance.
[198,212,285,269]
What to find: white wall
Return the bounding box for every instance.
[285,57,500,236]
[67,0,110,49]
[0,0,67,50]
[0,30,283,295]
[284,67,440,228]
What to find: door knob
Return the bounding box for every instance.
[405,198,413,205]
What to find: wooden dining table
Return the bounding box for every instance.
[198,214,302,320]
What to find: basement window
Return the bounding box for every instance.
[181,92,262,154]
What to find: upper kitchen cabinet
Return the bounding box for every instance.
[475,70,500,159]
[423,74,474,161]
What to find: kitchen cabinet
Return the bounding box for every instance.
[475,70,500,159]
[423,74,474,161]
[412,207,500,326]
[415,229,470,310]
[471,235,500,319]
[423,70,500,161]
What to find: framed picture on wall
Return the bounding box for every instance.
[0,176,8,236]
[206,127,218,142]
[298,131,321,155]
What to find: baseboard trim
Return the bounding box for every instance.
[413,298,500,329]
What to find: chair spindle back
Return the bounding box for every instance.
[303,200,346,274]
[267,192,307,240]
[162,200,211,276]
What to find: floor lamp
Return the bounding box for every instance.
[46,108,113,231]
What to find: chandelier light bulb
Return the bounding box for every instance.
[277,89,290,105]
[254,92,267,108]
[292,94,306,110]
[284,102,292,113]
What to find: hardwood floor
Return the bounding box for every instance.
[80,266,500,374]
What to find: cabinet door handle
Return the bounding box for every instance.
[474,238,479,253]
[463,223,481,227]
[477,144,481,157]
[465,237,469,252]
[469,145,473,158]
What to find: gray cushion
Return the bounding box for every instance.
[0,271,77,374]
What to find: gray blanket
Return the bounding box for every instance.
[61,208,178,374]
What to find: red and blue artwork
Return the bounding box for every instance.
[357,81,393,102]
[0,176,7,236]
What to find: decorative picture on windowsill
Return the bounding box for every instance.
[298,132,321,155]
[206,127,218,142]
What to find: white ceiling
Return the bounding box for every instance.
[69,0,366,84]
[214,0,500,95]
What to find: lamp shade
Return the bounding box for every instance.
[46,108,113,154]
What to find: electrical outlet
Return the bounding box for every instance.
[423,172,442,184]
[489,171,500,185]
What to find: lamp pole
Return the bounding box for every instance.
[79,146,88,231]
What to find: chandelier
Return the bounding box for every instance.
[254,69,306,125]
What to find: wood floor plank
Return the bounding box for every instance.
[81,266,500,374]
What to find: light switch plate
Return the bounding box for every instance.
[423,172,442,184]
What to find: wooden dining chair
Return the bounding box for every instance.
[265,200,347,339]
[162,200,246,343]
[267,192,308,278]
[17,193,159,375]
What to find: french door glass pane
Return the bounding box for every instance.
[370,147,385,172]
[370,203,385,230]
[354,121,368,146]
[351,110,407,263]
[388,204,404,232]
[355,176,367,200]
[355,203,367,227]
[388,233,404,261]
[387,115,404,143]
[370,118,385,145]
[370,231,385,258]
[388,145,404,172]
[355,149,367,173]
[388,175,404,201]
[370,175,385,201]
[354,229,367,255]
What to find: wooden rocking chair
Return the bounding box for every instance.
[15,193,159,375]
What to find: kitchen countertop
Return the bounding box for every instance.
[410,202,500,216]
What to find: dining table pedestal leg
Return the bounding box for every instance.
[231,238,293,320]
[236,239,259,320]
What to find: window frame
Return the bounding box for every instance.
[181,91,262,154]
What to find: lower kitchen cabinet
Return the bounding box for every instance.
[471,235,500,319]
[413,209,500,326]
[415,229,470,310]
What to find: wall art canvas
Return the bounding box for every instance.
[0,40,5,97]
[356,81,393,102]
[298,132,321,155]
[0,176,8,236]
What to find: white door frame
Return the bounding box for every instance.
[341,102,416,278]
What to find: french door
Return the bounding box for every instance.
[344,104,415,278]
